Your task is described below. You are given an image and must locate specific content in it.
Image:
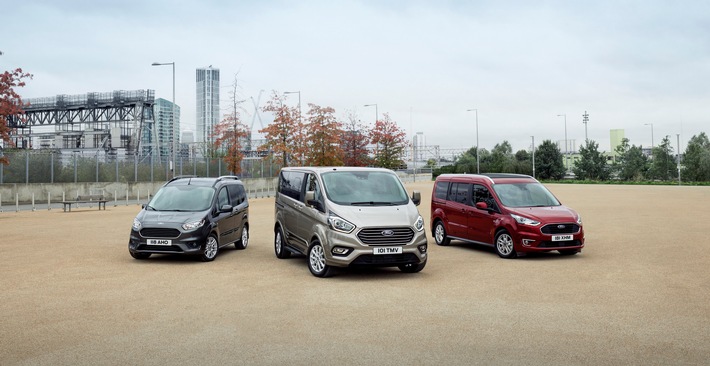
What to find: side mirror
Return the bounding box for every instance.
[220,204,233,213]
[305,191,324,212]
[305,191,315,203]
[411,191,421,206]
[475,201,488,210]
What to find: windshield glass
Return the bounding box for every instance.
[492,182,560,208]
[148,185,215,211]
[322,171,409,206]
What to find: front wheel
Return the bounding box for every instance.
[399,259,427,273]
[308,240,333,278]
[433,221,450,246]
[235,225,248,250]
[201,234,219,262]
[495,230,517,259]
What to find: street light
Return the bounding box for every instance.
[364,104,378,124]
[531,135,535,178]
[557,114,568,173]
[466,109,480,174]
[284,91,301,124]
[644,122,654,153]
[152,61,176,179]
[676,133,681,186]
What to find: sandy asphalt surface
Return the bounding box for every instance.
[1,181,709,365]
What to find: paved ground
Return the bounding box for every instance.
[1,182,709,365]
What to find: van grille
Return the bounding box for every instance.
[541,223,580,235]
[140,228,181,238]
[357,227,414,245]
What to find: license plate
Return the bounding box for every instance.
[147,239,172,246]
[552,235,573,242]
[373,246,403,255]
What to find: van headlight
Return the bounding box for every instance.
[182,219,205,231]
[576,214,583,225]
[414,215,424,232]
[132,218,142,231]
[328,215,355,233]
[510,214,540,226]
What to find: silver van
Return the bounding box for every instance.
[274,167,428,277]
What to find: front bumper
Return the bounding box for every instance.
[128,229,207,256]
[323,228,428,268]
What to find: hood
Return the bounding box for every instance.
[137,209,207,225]
[507,205,579,223]
[330,203,420,228]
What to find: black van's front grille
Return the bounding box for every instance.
[357,227,414,245]
[140,228,181,238]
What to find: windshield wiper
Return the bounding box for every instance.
[350,201,397,206]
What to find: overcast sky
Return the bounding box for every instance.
[2,0,709,155]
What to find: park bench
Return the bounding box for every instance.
[61,194,109,212]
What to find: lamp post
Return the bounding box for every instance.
[152,61,176,179]
[644,123,654,158]
[466,109,480,174]
[364,104,378,124]
[531,135,535,178]
[284,91,301,124]
[582,111,589,143]
[557,114,568,173]
[677,133,681,186]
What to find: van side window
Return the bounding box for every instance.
[446,182,470,205]
[434,181,449,200]
[227,184,246,206]
[279,171,304,201]
[473,184,496,209]
[217,187,230,209]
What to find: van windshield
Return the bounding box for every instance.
[322,171,409,206]
[148,186,215,211]
[492,183,560,208]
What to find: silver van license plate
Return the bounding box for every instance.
[373,246,403,255]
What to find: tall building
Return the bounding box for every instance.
[151,98,181,158]
[196,66,220,145]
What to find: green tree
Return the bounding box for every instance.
[647,136,675,180]
[514,149,533,175]
[613,138,648,181]
[489,141,515,173]
[573,140,610,180]
[681,132,710,182]
[535,140,565,180]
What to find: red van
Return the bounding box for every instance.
[430,174,584,258]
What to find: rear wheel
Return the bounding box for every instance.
[201,234,219,262]
[235,226,248,250]
[399,259,427,273]
[130,251,151,260]
[308,240,333,278]
[433,221,450,246]
[494,230,517,259]
[274,227,291,259]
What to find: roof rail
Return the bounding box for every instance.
[167,175,198,183]
[217,175,240,181]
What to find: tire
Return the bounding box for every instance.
[274,227,291,259]
[235,225,248,250]
[559,249,579,256]
[494,230,517,259]
[201,234,219,262]
[433,221,450,246]
[399,259,427,273]
[130,251,151,260]
[307,240,333,278]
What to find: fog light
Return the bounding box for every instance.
[522,239,535,247]
[418,244,428,254]
[332,247,351,256]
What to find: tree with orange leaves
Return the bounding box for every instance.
[213,111,249,175]
[341,110,372,167]
[370,113,408,170]
[1,68,32,165]
[305,103,344,166]
[259,91,305,167]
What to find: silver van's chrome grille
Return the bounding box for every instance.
[357,227,414,245]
